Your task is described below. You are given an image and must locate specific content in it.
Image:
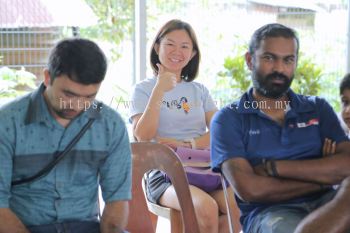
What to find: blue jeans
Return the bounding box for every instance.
[27,221,100,233]
[248,190,336,233]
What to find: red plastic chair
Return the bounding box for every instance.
[126,142,200,233]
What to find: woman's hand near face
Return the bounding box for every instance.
[155,63,177,92]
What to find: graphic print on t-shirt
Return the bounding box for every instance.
[162,96,190,114]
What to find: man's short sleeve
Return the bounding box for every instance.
[210,106,247,172]
[99,114,132,203]
[317,98,349,143]
[0,112,15,208]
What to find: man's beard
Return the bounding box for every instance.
[252,70,293,99]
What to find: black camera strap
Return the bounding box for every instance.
[11,103,102,186]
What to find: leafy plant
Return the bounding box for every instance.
[214,46,324,106]
[81,0,134,61]
[292,53,323,96]
[214,45,250,107]
[0,67,36,98]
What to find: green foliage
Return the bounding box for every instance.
[214,45,250,106]
[0,67,36,98]
[81,0,134,61]
[292,53,323,96]
[214,46,324,106]
[148,0,181,12]
[219,48,250,93]
[318,70,343,112]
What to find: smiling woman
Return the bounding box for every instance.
[129,19,234,233]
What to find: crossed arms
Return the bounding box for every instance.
[222,141,350,203]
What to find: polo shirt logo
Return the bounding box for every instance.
[249,129,260,135]
[296,118,319,128]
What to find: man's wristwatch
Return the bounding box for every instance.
[184,138,196,149]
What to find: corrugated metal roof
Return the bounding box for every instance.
[248,0,325,12]
[0,0,97,28]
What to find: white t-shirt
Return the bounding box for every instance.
[129,77,217,140]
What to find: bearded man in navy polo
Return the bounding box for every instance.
[211,23,350,233]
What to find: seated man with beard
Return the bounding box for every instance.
[210,23,350,233]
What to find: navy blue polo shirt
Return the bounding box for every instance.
[0,84,132,226]
[211,88,348,231]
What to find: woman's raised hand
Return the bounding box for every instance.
[155,63,177,92]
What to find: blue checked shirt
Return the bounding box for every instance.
[0,84,132,226]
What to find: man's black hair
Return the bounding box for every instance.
[248,23,299,56]
[340,73,350,95]
[48,38,107,84]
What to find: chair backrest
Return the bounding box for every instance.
[126,142,200,233]
[221,166,243,233]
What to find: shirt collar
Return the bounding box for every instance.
[287,89,315,113]
[24,83,48,125]
[25,83,102,125]
[236,87,315,114]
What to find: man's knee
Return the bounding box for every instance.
[253,208,306,233]
[265,216,302,233]
[194,197,219,223]
[191,193,219,231]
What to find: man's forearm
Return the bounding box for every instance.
[294,177,350,233]
[273,141,350,184]
[238,175,324,203]
[224,158,325,203]
[100,201,128,233]
[275,153,350,184]
[100,224,125,233]
[0,208,30,233]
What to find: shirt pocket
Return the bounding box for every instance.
[64,150,108,185]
